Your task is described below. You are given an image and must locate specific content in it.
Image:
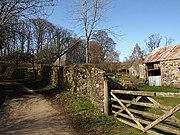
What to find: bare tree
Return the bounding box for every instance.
[131,43,145,61]
[89,41,104,64]
[122,43,146,71]
[1,23,17,57]
[105,50,119,62]
[0,29,6,56]
[0,0,56,28]
[26,20,33,54]
[165,36,174,46]
[73,0,109,63]
[145,34,162,52]
[17,20,29,55]
[54,26,72,56]
[31,18,48,53]
[92,30,117,61]
[0,0,56,57]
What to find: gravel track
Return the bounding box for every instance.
[0,81,77,135]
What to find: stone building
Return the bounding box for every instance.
[54,41,86,66]
[129,61,146,79]
[144,44,180,87]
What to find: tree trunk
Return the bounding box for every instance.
[86,39,89,64]
[21,42,24,55]
[4,47,6,56]
[32,61,37,78]
[27,32,31,54]
[7,44,10,56]
[0,48,2,56]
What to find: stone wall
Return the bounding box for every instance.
[161,59,180,87]
[41,66,52,82]
[51,64,106,110]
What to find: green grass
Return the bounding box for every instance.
[56,90,144,135]
[118,128,145,135]
[135,85,180,107]
[134,84,180,92]
[56,85,179,134]
[20,75,179,134]
[135,85,180,121]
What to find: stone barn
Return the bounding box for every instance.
[129,61,146,79]
[144,44,180,87]
[54,41,86,66]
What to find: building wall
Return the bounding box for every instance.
[54,44,86,67]
[66,44,86,65]
[53,44,86,66]
[53,54,67,67]
[161,59,180,87]
[60,54,67,66]
[129,62,146,79]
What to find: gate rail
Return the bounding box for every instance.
[110,89,180,134]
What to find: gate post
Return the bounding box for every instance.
[104,79,110,115]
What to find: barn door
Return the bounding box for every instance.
[148,76,161,86]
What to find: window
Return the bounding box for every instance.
[148,69,161,76]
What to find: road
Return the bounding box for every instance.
[0,80,77,135]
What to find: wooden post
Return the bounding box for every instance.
[104,79,110,115]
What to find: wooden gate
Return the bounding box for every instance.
[110,89,180,134]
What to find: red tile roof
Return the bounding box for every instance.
[144,44,180,63]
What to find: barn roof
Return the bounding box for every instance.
[144,44,180,63]
[58,41,82,58]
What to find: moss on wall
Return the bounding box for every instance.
[51,64,105,110]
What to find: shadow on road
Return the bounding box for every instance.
[0,80,35,107]
[0,80,77,135]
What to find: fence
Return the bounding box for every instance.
[104,81,180,134]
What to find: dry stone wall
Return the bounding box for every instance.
[161,59,180,87]
[51,64,106,110]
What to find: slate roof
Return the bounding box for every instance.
[144,44,180,63]
[58,41,81,57]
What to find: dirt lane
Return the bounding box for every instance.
[0,81,77,135]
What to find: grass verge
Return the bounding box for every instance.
[56,90,145,135]
[134,84,180,92]
[135,85,180,120]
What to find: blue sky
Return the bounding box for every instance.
[48,0,180,61]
